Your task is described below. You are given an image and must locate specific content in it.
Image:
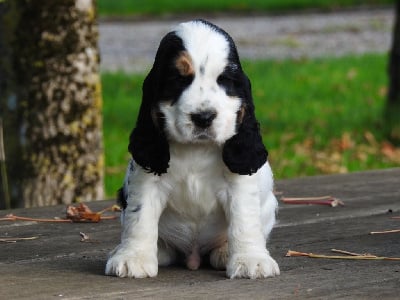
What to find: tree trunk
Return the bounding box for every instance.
[386,1,400,143]
[0,0,104,208]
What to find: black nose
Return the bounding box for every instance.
[190,110,217,128]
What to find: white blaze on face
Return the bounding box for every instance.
[160,21,242,145]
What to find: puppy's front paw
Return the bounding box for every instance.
[227,252,280,279]
[105,244,158,278]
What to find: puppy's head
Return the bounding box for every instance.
[129,20,267,175]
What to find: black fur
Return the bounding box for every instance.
[128,32,192,175]
[222,74,268,175]
[117,187,127,210]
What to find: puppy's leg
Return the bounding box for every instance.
[157,239,177,267]
[210,241,228,270]
[223,174,280,279]
[105,173,167,278]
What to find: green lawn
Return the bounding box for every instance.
[102,54,399,197]
[97,0,394,17]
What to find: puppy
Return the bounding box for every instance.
[105,19,280,279]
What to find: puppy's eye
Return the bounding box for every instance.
[217,73,238,96]
[217,74,233,87]
[166,70,193,84]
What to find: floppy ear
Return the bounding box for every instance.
[128,32,187,175]
[128,69,170,176]
[222,75,268,175]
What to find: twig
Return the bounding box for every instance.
[0,214,116,223]
[281,196,344,207]
[1,204,120,223]
[370,229,400,235]
[98,215,117,220]
[0,236,39,243]
[97,204,121,215]
[286,250,400,261]
[0,214,72,223]
[331,249,375,257]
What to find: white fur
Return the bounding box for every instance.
[161,22,241,145]
[105,21,280,279]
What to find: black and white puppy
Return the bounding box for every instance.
[105,19,280,279]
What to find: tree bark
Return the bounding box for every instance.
[0,0,104,208]
[386,1,400,143]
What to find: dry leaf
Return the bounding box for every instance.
[66,203,101,222]
[1,204,119,224]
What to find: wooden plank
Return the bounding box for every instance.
[0,168,399,299]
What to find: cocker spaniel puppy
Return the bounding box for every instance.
[105,19,280,279]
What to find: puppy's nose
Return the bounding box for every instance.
[190,110,217,128]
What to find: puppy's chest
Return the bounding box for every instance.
[166,145,226,220]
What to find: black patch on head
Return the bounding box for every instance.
[217,63,242,97]
[156,33,194,105]
[129,32,194,175]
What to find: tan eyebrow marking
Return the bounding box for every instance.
[238,105,246,124]
[175,51,194,76]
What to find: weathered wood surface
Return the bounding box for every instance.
[1,168,399,299]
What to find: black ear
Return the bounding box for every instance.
[128,32,187,175]
[222,75,268,175]
[128,69,170,176]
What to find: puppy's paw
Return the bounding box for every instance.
[210,242,228,270]
[227,252,280,279]
[105,244,158,278]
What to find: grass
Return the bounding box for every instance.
[102,53,400,197]
[97,0,394,17]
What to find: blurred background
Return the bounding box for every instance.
[0,0,399,208]
[98,0,399,196]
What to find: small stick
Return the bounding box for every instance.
[0,236,39,243]
[370,229,400,235]
[97,204,121,215]
[0,214,72,223]
[0,214,115,222]
[283,196,333,201]
[331,249,376,257]
[281,196,344,207]
[99,215,117,220]
[286,250,310,257]
[286,250,400,261]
